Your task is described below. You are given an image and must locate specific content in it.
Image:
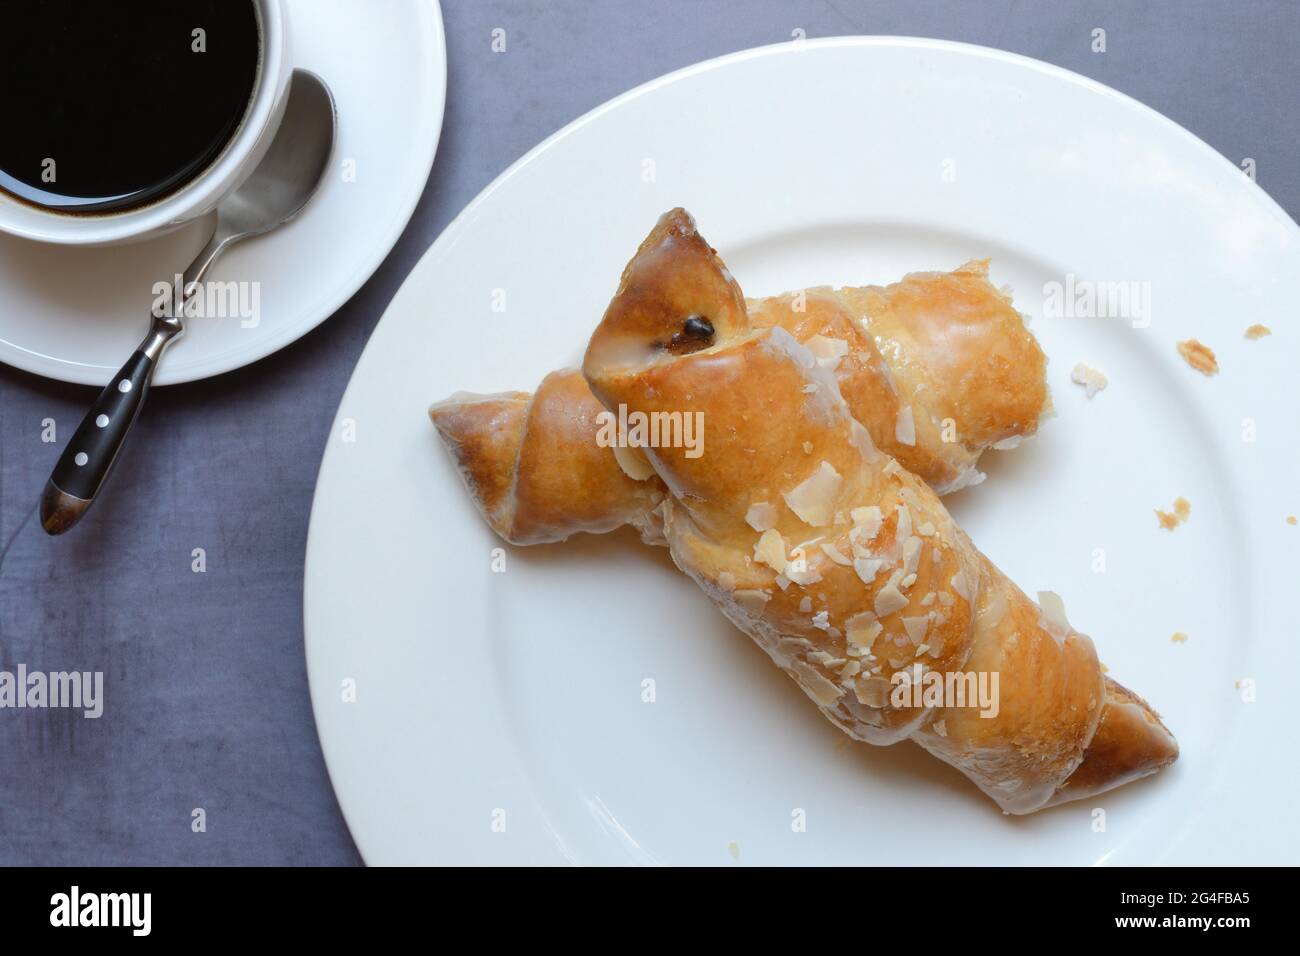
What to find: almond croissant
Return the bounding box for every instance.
[431,259,1049,545]
[578,209,1176,813]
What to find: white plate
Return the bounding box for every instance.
[305,37,1300,865]
[0,0,445,386]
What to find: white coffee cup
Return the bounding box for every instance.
[0,0,291,247]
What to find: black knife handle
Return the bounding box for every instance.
[41,349,156,534]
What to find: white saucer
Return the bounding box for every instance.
[0,0,446,387]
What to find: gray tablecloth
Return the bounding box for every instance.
[2,0,1296,865]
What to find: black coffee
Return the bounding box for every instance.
[0,0,261,213]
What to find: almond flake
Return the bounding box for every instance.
[805,334,849,368]
[1037,590,1071,645]
[1070,362,1108,399]
[785,551,823,586]
[902,615,929,645]
[853,557,883,585]
[793,661,844,706]
[850,419,879,462]
[819,542,853,566]
[745,501,778,532]
[612,444,656,480]
[845,611,882,647]
[754,528,787,572]
[902,536,923,576]
[895,405,917,446]
[874,584,909,617]
[894,503,913,548]
[854,677,891,708]
[851,506,882,535]
[783,461,843,527]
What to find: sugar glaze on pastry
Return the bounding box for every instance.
[577,209,1176,814]
[432,257,1049,545]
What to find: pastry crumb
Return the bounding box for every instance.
[1070,362,1108,398]
[1171,632,1188,644]
[1156,496,1191,530]
[1177,338,1219,375]
[1287,515,1297,526]
[1244,324,1272,340]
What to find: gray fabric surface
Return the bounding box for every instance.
[1,0,1296,865]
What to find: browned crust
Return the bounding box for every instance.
[433,216,1050,544]
[578,208,1176,813]
[1047,676,1179,806]
[428,391,530,538]
[430,372,664,545]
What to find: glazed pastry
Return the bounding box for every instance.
[431,259,1049,545]
[579,208,1176,813]
[430,370,668,546]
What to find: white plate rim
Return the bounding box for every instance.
[305,35,1300,866]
